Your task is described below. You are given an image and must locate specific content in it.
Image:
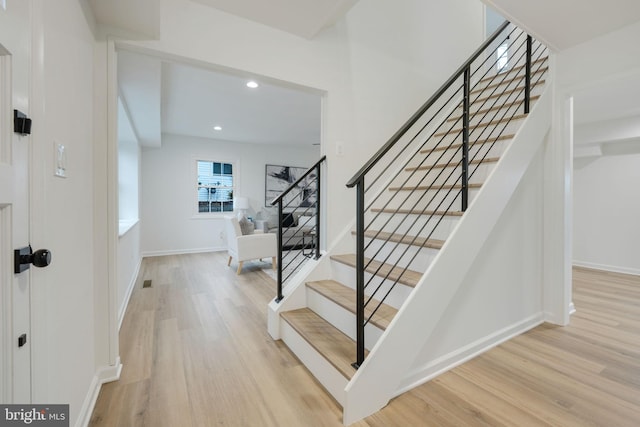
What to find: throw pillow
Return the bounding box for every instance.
[282,213,298,228]
[238,217,255,235]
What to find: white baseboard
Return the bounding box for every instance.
[395,313,544,396]
[76,357,122,427]
[141,247,224,258]
[118,257,142,331]
[569,302,576,315]
[573,260,640,276]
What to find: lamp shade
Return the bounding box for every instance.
[234,196,249,211]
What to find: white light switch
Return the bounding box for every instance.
[54,142,67,178]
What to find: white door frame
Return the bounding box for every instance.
[0,45,12,404]
[106,39,120,368]
[0,32,31,403]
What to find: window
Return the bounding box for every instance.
[496,42,509,73]
[197,160,234,213]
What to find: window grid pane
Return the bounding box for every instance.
[197,160,235,213]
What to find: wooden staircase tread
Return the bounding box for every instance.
[406,156,499,172]
[421,134,514,153]
[352,229,445,249]
[370,208,464,217]
[471,66,548,94]
[306,280,398,330]
[389,183,482,191]
[434,115,527,138]
[280,308,359,380]
[331,254,423,288]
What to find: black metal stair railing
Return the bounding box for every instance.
[346,22,549,367]
[271,156,326,302]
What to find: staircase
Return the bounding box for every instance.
[269,21,551,424]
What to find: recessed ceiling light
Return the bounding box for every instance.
[246,81,259,89]
[213,126,222,131]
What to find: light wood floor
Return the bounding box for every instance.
[89,254,640,426]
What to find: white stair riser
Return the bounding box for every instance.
[431,71,546,125]
[415,139,508,163]
[367,212,459,241]
[389,162,494,187]
[306,288,384,351]
[332,260,414,310]
[444,108,524,128]
[471,67,547,93]
[363,237,439,273]
[372,188,480,213]
[280,320,348,406]
[466,83,546,114]
[429,119,525,145]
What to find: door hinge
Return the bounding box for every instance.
[14,109,32,135]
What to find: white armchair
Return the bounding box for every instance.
[225,216,277,274]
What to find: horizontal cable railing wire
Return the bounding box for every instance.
[346,22,548,367]
[271,155,326,302]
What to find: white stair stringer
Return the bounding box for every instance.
[342,82,553,425]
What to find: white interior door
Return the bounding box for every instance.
[1,1,33,404]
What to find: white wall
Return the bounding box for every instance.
[117,223,141,325]
[28,0,98,424]
[573,149,640,274]
[554,20,640,275]
[141,134,320,255]
[123,0,484,251]
[116,97,142,325]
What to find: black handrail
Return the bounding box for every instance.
[346,22,548,368]
[271,155,326,302]
[346,20,510,189]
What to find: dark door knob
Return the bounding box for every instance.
[14,246,52,273]
[31,249,52,268]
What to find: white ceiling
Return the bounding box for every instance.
[95,0,339,147]
[117,50,321,147]
[87,0,160,38]
[484,0,640,51]
[160,61,322,145]
[573,74,640,125]
[191,0,359,39]
[118,51,162,147]
[86,0,359,40]
[573,73,640,153]
[105,0,640,149]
